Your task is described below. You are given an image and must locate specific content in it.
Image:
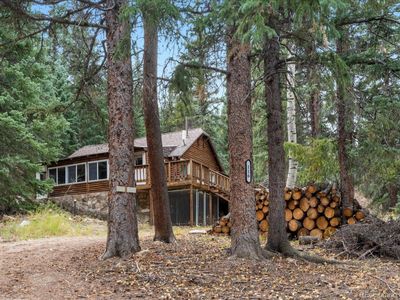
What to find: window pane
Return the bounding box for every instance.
[58,167,66,184]
[49,169,57,183]
[98,161,108,180]
[77,164,86,182]
[67,165,76,183]
[89,163,97,181]
[135,156,143,166]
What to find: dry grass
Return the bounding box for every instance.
[0,205,106,241]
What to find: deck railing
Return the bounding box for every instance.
[134,159,230,196]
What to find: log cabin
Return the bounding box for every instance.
[42,128,230,225]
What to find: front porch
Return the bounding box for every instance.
[135,159,230,226]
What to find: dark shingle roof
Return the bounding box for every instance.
[68,128,205,159]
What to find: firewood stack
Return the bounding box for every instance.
[211,183,367,239]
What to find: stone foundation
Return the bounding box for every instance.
[49,192,150,222]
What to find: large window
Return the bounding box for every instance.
[48,160,108,185]
[77,164,86,182]
[88,160,108,181]
[58,167,66,184]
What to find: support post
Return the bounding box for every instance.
[189,185,194,226]
[209,193,212,225]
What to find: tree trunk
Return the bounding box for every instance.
[227,27,263,259]
[264,20,291,253]
[142,14,175,243]
[285,43,298,189]
[385,183,398,210]
[336,31,354,210]
[102,0,140,259]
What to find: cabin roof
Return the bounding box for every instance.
[68,127,218,159]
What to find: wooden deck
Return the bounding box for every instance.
[135,159,230,201]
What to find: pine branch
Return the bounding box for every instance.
[0,24,51,48]
[176,61,228,75]
[338,15,400,26]
[1,0,106,29]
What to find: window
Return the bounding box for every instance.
[58,167,66,184]
[89,162,98,181]
[49,161,107,185]
[98,161,108,179]
[88,160,108,181]
[134,154,143,166]
[49,163,86,185]
[49,169,57,182]
[39,172,46,181]
[67,165,76,183]
[77,164,86,182]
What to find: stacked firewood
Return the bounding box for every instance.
[283,184,343,239]
[211,183,366,239]
[212,213,231,235]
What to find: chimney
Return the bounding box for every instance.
[182,117,189,145]
[181,130,186,145]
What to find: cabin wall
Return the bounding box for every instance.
[182,136,222,172]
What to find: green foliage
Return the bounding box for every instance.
[0,9,70,212]
[0,203,106,241]
[137,0,179,27]
[285,139,339,185]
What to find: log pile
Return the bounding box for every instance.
[211,183,367,239]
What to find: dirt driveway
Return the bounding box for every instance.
[0,236,105,299]
[1,234,400,299]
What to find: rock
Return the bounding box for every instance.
[19,220,31,227]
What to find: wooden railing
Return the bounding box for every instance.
[134,159,230,196]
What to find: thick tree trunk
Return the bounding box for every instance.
[143,15,175,243]
[102,0,140,259]
[385,183,398,210]
[264,22,291,253]
[336,32,354,210]
[227,27,263,259]
[286,43,298,189]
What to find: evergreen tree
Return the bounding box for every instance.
[0,7,69,212]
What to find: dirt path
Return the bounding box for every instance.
[0,236,105,300]
[1,234,400,299]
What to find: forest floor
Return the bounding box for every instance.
[1,227,400,299]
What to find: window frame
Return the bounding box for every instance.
[48,160,108,186]
[87,160,109,182]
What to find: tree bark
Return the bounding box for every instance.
[227,27,263,259]
[385,183,398,210]
[142,13,175,243]
[102,0,140,259]
[336,31,355,210]
[285,43,298,189]
[264,20,291,253]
